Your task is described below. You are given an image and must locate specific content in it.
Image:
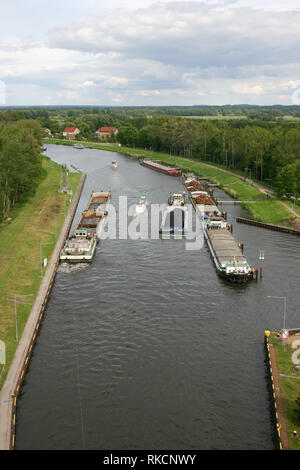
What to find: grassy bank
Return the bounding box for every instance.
[0,156,80,390]
[268,332,300,450]
[43,138,293,226]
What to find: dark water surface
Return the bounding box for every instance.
[15,145,300,449]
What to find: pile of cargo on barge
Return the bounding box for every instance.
[60,191,111,263]
[184,176,254,283]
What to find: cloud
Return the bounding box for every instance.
[231,84,264,95]
[49,2,300,69]
[1,1,300,105]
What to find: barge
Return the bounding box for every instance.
[184,177,254,283]
[139,158,181,176]
[60,191,111,263]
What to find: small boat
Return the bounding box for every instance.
[136,193,147,215]
[112,161,118,168]
[159,193,188,236]
[74,144,84,149]
[42,146,47,151]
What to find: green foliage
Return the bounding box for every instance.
[0,120,43,221]
[2,105,300,203]
[295,393,300,423]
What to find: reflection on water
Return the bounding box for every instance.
[15,145,300,450]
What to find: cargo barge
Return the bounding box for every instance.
[60,191,111,263]
[139,158,181,176]
[184,177,254,283]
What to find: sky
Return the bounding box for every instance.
[1,0,300,106]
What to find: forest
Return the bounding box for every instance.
[1,106,300,198]
[0,119,43,221]
[116,115,300,198]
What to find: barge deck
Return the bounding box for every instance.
[60,191,111,263]
[184,176,254,283]
[139,158,181,176]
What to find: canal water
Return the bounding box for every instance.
[15,145,300,450]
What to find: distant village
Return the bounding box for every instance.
[43,126,119,141]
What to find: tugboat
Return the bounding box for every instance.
[159,192,188,236]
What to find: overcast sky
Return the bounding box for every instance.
[1,0,300,106]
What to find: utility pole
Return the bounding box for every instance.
[267,296,287,349]
[6,294,34,341]
[40,242,54,277]
[287,192,296,210]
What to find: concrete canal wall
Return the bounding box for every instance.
[0,173,86,450]
[264,332,289,450]
[237,217,300,236]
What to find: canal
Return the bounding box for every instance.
[15,145,300,449]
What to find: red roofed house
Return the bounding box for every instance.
[95,127,118,138]
[63,127,80,140]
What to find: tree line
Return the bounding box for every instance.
[117,116,300,197]
[1,107,300,198]
[0,119,43,221]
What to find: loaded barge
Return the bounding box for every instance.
[60,191,111,263]
[184,177,254,283]
[139,158,181,176]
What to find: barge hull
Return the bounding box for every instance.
[185,178,253,283]
[139,159,181,176]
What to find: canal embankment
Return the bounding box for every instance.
[15,143,300,450]
[0,162,86,450]
[265,330,300,450]
[237,217,300,236]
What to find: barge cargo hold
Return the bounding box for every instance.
[60,191,111,263]
[184,177,254,283]
[139,158,181,176]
